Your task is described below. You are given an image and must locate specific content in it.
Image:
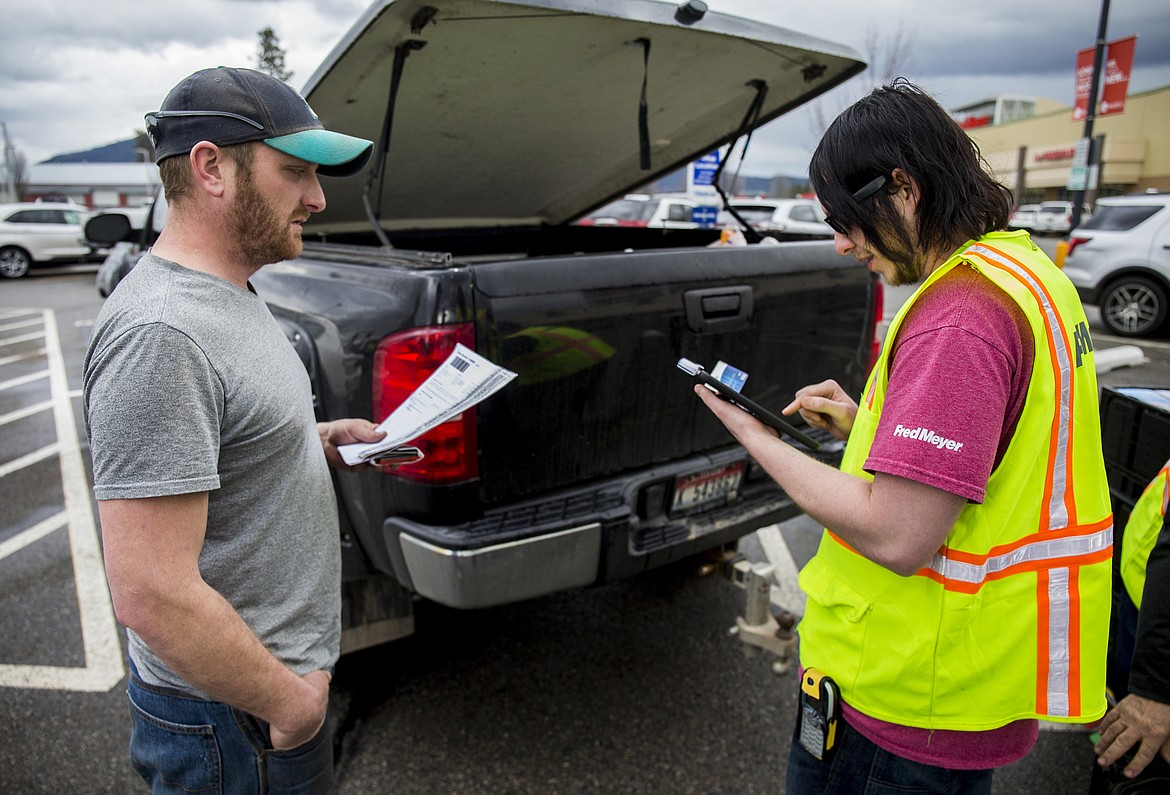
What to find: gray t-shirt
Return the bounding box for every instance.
[84,254,340,697]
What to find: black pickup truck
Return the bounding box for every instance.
[89,0,881,653]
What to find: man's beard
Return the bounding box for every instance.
[228,165,303,269]
[877,221,929,287]
[887,255,926,287]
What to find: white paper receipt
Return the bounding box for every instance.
[338,343,518,466]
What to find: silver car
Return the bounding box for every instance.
[1063,192,1170,337]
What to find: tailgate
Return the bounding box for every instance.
[302,0,865,234]
[472,243,875,504]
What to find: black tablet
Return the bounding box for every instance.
[678,358,819,450]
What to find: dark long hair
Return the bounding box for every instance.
[809,79,1012,262]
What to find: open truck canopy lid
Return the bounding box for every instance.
[301,0,865,235]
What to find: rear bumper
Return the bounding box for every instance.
[380,441,839,608]
[1061,262,1099,305]
[1076,284,1099,305]
[395,521,603,609]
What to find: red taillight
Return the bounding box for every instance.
[1067,236,1092,257]
[867,278,884,375]
[372,323,478,483]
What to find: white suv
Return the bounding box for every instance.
[1063,192,1170,337]
[1031,201,1092,235]
[0,202,92,278]
[721,198,834,239]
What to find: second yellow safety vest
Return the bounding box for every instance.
[1120,458,1170,609]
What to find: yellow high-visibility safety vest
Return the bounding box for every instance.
[1120,459,1170,609]
[797,231,1113,730]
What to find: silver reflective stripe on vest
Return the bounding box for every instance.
[924,528,1112,585]
[1047,567,1072,715]
[963,244,1077,716]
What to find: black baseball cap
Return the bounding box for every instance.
[146,66,373,178]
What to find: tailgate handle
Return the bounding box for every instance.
[684,287,753,333]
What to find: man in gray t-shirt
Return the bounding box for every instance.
[87,253,343,691]
[84,67,380,793]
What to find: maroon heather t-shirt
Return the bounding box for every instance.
[846,263,1040,770]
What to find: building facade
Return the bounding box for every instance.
[958,84,1170,207]
[23,163,159,210]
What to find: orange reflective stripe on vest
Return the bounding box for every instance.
[966,244,1076,530]
[958,242,1108,717]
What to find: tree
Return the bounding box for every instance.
[256,27,293,82]
[9,149,27,202]
[1,122,27,202]
[805,21,918,142]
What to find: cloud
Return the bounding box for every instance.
[0,0,366,162]
[2,0,1168,176]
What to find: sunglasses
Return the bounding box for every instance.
[145,109,265,131]
[824,175,887,236]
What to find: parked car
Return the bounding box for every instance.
[1063,192,1170,337]
[90,200,165,296]
[720,198,834,240]
[1008,204,1041,231]
[576,194,700,229]
[0,201,93,278]
[1031,201,1093,235]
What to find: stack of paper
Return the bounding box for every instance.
[339,343,518,466]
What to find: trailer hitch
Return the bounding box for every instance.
[725,556,797,675]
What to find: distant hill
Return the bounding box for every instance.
[43,140,809,197]
[43,138,142,164]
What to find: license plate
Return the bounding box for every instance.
[671,461,744,514]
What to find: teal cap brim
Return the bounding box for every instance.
[264,128,373,177]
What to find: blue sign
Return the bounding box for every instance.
[692,206,719,227]
[691,152,720,187]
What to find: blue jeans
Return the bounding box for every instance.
[786,716,994,795]
[127,664,335,794]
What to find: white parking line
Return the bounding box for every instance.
[0,349,48,367]
[755,522,806,617]
[0,443,60,479]
[0,511,66,562]
[0,400,53,429]
[0,309,124,692]
[0,330,46,349]
[0,317,44,333]
[1097,333,1170,352]
[0,369,49,392]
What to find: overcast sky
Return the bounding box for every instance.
[2,0,1168,177]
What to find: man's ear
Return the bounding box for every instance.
[189,142,227,198]
[890,168,920,209]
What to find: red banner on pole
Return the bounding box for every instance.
[1100,35,1137,116]
[1073,47,1095,121]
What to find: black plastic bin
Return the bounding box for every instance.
[1099,385,1170,534]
